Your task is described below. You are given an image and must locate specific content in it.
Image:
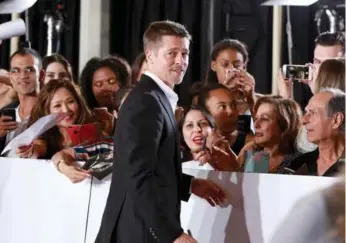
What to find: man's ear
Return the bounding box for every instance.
[145,50,153,65]
[332,112,344,131]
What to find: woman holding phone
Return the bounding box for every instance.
[16,79,113,181]
[179,105,239,171]
[204,39,260,134]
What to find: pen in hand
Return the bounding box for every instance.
[187,229,193,237]
[202,135,207,151]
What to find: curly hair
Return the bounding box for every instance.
[205,39,249,84]
[79,55,131,110]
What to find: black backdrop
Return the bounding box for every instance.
[0,0,338,105]
[109,0,342,106]
[0,14,11,69]
[0,0,80,80]
[109,0,274,105]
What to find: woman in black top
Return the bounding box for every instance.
[198,83,253,155]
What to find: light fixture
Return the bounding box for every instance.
[261,0,319,6]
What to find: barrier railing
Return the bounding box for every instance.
[0,158,337,243]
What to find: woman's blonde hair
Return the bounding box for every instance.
[314,58,345,93]
[253,96,302,154]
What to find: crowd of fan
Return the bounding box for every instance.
[0,31,344,184]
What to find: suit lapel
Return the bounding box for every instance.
[155,87,180,144]
[155,89,183,178]
[141,76,182,174]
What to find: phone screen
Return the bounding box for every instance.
[283,65,311,80]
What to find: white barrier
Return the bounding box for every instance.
[0,158,338,243]
[0,158,91,243]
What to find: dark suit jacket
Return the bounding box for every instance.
[95,75,193,243]
[0,101,19,156]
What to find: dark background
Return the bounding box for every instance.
[0,0,343,105]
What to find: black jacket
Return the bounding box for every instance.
[95,75,193,243]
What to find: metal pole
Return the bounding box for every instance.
[271,6,283,94]
[286,6,293,64]
[10,13,20,56]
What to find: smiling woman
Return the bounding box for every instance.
[25,79,93,159]
[179,105,239,171]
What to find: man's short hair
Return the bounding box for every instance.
[315,32,345,54]
[9,48,42,70]
[143,20,192,50]
[320,88,345,132]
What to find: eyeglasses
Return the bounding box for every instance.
[10,67,36,76]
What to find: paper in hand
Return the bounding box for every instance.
[0,0,37,14]
[0,19,26,41]
[1,112,66,154]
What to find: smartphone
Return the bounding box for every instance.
[282,64,312,80]
[65,123,100,146]
[93,107,109,119]
[0,108,16,121]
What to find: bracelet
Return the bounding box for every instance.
[56,160,64,172]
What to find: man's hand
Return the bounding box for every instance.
[191,178,226,206]
[173,233,197,243]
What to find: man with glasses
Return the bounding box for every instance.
[0,48,43,156]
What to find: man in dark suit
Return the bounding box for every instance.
[96,21,226,243]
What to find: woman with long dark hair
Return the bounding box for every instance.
[79,55,131,112]
[42,53,74,84]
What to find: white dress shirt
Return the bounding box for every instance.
[144,71,193,192]
[5,105,29,157]
[143,71,178,113]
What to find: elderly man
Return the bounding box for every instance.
[289,88,345,176]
